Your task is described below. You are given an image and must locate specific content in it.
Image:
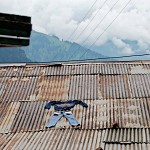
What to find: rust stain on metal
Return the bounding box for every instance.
[0,61,150,149]
[37,76,70,100]
[0,102,20,133]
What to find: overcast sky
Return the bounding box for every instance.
[1,0,150,55]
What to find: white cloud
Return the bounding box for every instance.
[112,37,134,55]
[1,0,150,55]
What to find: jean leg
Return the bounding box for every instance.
[64,112,79,126]
[45,112,63,128]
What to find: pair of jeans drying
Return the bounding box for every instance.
[45,111,79,128]
[44,100,88,127]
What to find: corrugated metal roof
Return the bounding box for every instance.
[104,143,150,150]
[0,130,105,150]
[0,130,150,150]
[0,63,150,77]
[104,128,150,143]
[0,98,149,133]
[0,61,150,149]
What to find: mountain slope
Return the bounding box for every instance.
[0,47,31,63]
[23,31,110,62]
[0,30,112,63]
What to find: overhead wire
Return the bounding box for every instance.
[67,0,122,60]
[79,0,132,59]
[52,0,99,61]
[31,53,150,63]
[53,53,150,63]
[68,0,99,40]
[58,0,109,61]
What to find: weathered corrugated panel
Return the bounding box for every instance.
[101,64,128,74]
[10,101,46,133]
[46,65,75,75]
[0,133,15,150]
[0,130,105,150]
[21,66,41,76]
[104,128,150,143]
[73,64,101,75]
[0,66,41,77]
[0,63,150,77]
[69,75,98,100]
[129,74,150,98]
[99,74,150,99]
[81,99,150,129]
[129,64,150,74]
[0,77,9,102]
[99,75,132,99]
[1,98,149,133]
[9,100,84,132]
[104,143,150,150]
[0,102,20,133]
[36,75,70,100]
[0,76,38,102]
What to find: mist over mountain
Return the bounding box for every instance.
[22,31,110,62]
[0,47,31,63]
[0,30,111,63]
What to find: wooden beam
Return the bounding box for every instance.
[0,28,31,37]
[0,37,29,46]
[0,20,32,32]
[0,13,31,23]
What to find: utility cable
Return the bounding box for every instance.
[52,0,99,61]
[52,53,150,63]
[67,0,122,60]
[30,53,150,63]
[79,0,132,59]
[68,0,99,40]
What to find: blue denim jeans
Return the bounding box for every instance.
[46,111,79,128]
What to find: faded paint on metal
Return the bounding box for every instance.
[130,65,150,74]
[37,76,70,100]
[99,75,132,99]
[0,102,20,133]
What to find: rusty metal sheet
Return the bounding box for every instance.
[69,75,98,100]
[1,76,38,102]
[0,66,42,77]
[21,66,41,76]
[9,100,85,132]
[104,143,150,150]
[104,128,150,143]
[0,102,20,133]
[1,98,150,133]
[0,130,105,150]
[73,64,102,75]
[46,65,75,75]
[36,75,70,100]
[129,74,150,98]
[1,129,150,150]
[10,101,46,133]
[129,65,150,74]
[81,99,150,129]
[99,75,132,99]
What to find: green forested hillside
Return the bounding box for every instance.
[23,31,107,62]
[0,30,108,63]
[0,47,31,63]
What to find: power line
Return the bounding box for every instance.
[72,0,109,42]
[52,0,99,61]
[61,0,109,61]
[55,53,150,62]
[37,53,150,63]
[68,0,99,40]
[79,0,132,59]
[67,0,122,60]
